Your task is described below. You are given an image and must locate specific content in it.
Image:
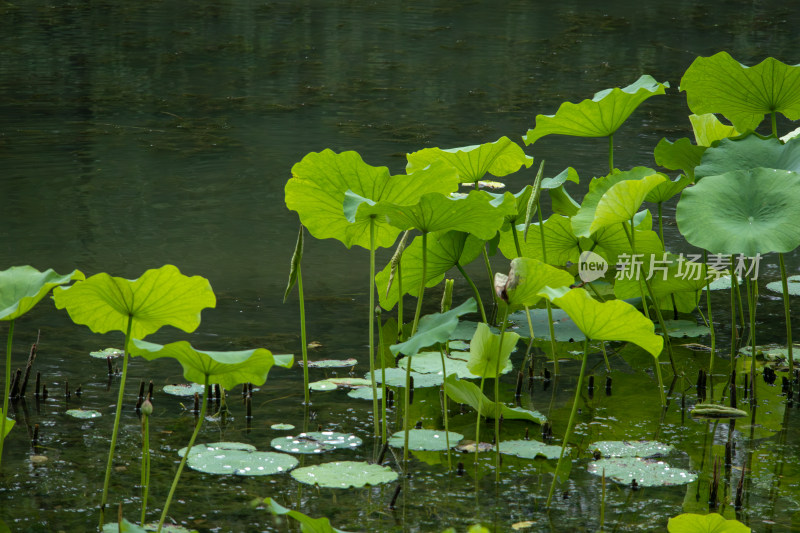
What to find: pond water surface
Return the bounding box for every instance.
[2,1,800,531]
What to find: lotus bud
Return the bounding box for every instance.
[141,398,153,416]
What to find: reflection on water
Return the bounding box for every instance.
[1,0,800,530]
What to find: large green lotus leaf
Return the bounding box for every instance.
[695,134,800,180]
[348,190,515,240]
[589,174,667,234]
[587,457,696,487]
[444,374,546,424]
[52,265,215,339]
[523,75,668,144]
[541,167,580,190]
[187,448,298,476]
[667,513,751,533]
[466,322,521,379]
[653,138,705,181]
[398,350,512,379]
[680,51,800,132]
[645,174,692,204]
[388,429,464,451]
[376,231,484,310]
[499,439,564,460]
[676,168,800,256]
[290,461,398,488]
[390,298,477,357]
[286,150,459,249]
[614,253,707,313]
[262,497,351,533]
[571,167,657,238]
[486,185,532,230]
[406,136,533,181]
[690,113,741,147]
[0,266,84,320]
[129,339,292,389]
[500,257,574,311]
[498,216,579,266]
[589,440,674,458]
[538,287,663,357]
[1,410,13,439]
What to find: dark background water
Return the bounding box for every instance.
[2,1,800,531]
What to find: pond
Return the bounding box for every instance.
[2,1,800,531]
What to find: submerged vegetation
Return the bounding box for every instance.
[3,51,800,531]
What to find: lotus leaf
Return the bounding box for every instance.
[509,308,586,342]
[1,411,12,439]
[676,168,800,256]
[271,432,362,454]
[286,149,459,249]
[65,409,102,419]
[388,429,463,451]
[499,257,575,312]
[667,513,751,533]
[588,440,674,458]
[261,497,351,533]
[766,275,800,296]
[0,266,84,320]
[52,265,215,339]
[187,448,298,476]
[690,403,747,419]
[444,375,546,424]
[680,51,800,132]
[656,320,710,338]
[644,174,692,204]
[178,442,256,458]
[398,350,512,379]
[163,383,205,397]
[406,136,533,182]
[309,377,372,391]
[466,322,521,379]
[523,75,668,143]
[499,439,564,460]
[690,113,741,147]
[290,461,398,488]
[367,368,443,388]
[587,457,696,486]
[347,387,383,400]
[271,424,295,431]
[300,358,358,368]
[390,298,477,357]
[130,340,292,390]
[89,348,124,360]
[449,320,499,341]
[695,135,800,180]
[653,138,706,180]
[537,287,663,357]
[589,174,666,234]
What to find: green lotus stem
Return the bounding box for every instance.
[456,263,487,323]
[481,245,496,323]
[474,374,487,465]
[494,307,510,481]
[702,251,716,379]
[397,258,404,341]
[509,223,541,376]
[99,314,134,529]
[411,232,428,336]
[158,375,209,533]
[771,111,778,138]
[537,200,560,374]
[730,265,739,378]
[438,347,452,472]
[0,319,15,472]
[600,341,610,372]
[402,351,413,471]
[296,264,310,406]
[547,338,590,508]
[745,276,757,405]
[140,410,151,526]
[376,308,388,444]
[608,134,614,173]
[779,253,793,375]
[368,218,379,437]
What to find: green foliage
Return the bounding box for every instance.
[0,266,84,320]
[667,513,751,533]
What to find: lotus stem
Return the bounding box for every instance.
[509,223,541,376]
[779,253,793,375]
[456,264,487,323]
[494,306,510,481]
[99,314,134,529]
[0,319,15,472]
[771,111,778,138]
[474,375,486,466]
[376,308,387,444]
[296,264,310,406]
[368,218,379,437]
[547,338,590,508]
[411,232,428,336]
[397,257,404,341]
[537,201,560,374]
[158,375,209,533]
[439,347,452,472]
[608,134,614,173]
[702,251,717,379]
[140,401,151,526]
[745,276,757,405]
[730,261,740,378]
[481,245,496,324]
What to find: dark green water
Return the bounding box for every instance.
[2,1,800,531]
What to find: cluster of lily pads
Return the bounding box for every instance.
[284,51,800,529]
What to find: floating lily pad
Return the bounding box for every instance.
[702,275,742,291]
[448,341,469,351]
[398,351,512,379]
[587,457,697,486]
[388,429,463,451]
[455,441,494,453]
[690,404,748,419]
[656,320,710,338]
[103,520,198,532]
[499,439,564,460]
[271,423,295,431]
[588,440,674,458]
[367,368,444,388]
[309,377,372,391]
[65,409,101,419]
[509,308,586,342]
[177,441,257,458]
[347,387,383,400]
[89,348,123,359]
[300,358,358,368]
[667,513,751,533]
[291,461,398,488]
[186,448,297,476]
[739,344,800,361]
[271,432,362,454]
[449,321,499,341]
[163,383,205,397]
[766,275,800,296]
